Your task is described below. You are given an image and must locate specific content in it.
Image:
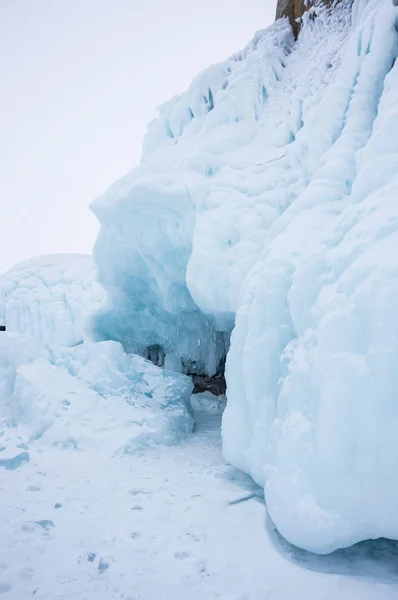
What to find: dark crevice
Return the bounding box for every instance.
[144,341,228,396]
[191,354,226,396]
[208,88,214,112]
[144,344,165,367]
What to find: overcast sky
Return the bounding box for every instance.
[0,1,276,274]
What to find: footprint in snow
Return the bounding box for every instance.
[174,552,190,560]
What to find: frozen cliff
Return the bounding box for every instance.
[91,0,398,553]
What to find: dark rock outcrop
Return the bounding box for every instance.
[191,354,227,396]
[276,0,308,36]
[275,0,342,37]
[191,372,226,396]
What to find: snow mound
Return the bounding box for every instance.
[0,333,194,457]
[0,254,104,347]
[90,0,398,553]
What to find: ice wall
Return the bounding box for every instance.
[223,0,398,552]
[91,18,294,375]
[92,0,398,552]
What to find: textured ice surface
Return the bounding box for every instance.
[223,0,398,553]
[0,333,193,454]
[92,0,398,552]
[91,17,294,374]
[0,255,194,460]
[0,254,104,347]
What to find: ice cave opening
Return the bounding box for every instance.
[143,332,229,396]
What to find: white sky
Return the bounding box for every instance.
[0,0,276,274]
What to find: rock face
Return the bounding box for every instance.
[275,0,337,36]
[276,0,307,35]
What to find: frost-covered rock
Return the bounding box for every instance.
[0,254,104,347]
[0,333,193,455]
[92,0,398,552]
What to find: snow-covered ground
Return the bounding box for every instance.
[2,397,398,600]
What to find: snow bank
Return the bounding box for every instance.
[0,333,194,459]
[0,254,104,347]
[91,0,398,552]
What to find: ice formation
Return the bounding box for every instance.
[0,254,194,460]
[223,0,398,553]
[90,17,294,376]
[91,0,398,553]
[0,333,193,457]
[0,254,104,347]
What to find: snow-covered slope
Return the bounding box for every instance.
[91,0,398,553]
[0,254,104,347]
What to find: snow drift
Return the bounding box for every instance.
[0,254,104,347]
[91,0,398,553]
